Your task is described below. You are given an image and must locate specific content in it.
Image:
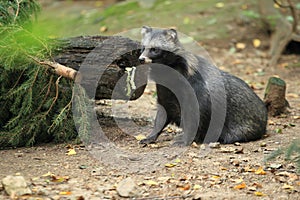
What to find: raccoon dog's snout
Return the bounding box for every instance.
[139,54,152,64]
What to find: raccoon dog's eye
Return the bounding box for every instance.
[150,48,160,54]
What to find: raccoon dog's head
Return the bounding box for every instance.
[139,26,183,65]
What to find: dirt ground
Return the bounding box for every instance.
[1,1,300,200]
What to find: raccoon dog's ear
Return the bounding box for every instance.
[165,28,178,41]
[141,26,152,35]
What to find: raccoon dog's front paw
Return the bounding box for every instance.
[139,137,156,144]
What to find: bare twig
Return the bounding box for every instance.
[29,56,80,81]
[273,0,299,32]
[13,0,23,22]
[273,0,290,8]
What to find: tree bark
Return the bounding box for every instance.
[53,36,148,100]
[264,77,289,116]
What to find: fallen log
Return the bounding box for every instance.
[52,35,148,100]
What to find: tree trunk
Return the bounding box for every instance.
[53,36,148,100]
[258,0,300,66]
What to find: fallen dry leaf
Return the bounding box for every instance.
[144,180,159,186]
[134,134,146,141]
[255,166,266,175]
[59,191,72,195]
[165,163,177,168]
[42,172,54,177]
[99,26,108,33]
[193,184,201,190]
[254,191,266,196]
[51,175,70,183]
[236,42,246,50]
[234,182,247,190]
[252,39,261,48]
[66,148,76,156]
[282,183,294,190]
[178,184,190,191]
[167,127,174,133]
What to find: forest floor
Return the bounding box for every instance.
[1,0,300,199]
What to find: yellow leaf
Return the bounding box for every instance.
[236,42,246,50]
[165,163,176,168]
[255,166,266,175]
[282,183,294,190]
[254,191,266,196]
[42,172,54,177]
[183,17,190,25]
[234,182,247,190]
[174,158,181,163]
[100,26,108,33]
[51,176,69,183]
[193,184,201,190]
[59,191,72,195]
[167,127,174,133]
[215,2,224,8]
[135,134,146,141]
[66,148,76,156]
[252,39,261,48]
[211,175,220,180]
[144,180,159,186]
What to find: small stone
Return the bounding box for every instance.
[208,142,221,148]
[2,175,32,196]
[116,177,137,198]
[260,142,267,147]
[234,142,241,146]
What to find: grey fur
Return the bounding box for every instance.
[139,26,268,145]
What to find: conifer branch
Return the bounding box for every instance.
[46,75,62,116]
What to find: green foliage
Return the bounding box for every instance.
[241,10,260,19]
[265,140,300,173]
[0,0,77,147]
[0,0,40,25]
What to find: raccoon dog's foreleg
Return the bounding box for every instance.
[140,104,169,144]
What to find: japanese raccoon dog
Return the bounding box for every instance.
[138,26,267,146]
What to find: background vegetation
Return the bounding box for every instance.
[0,0,76,147]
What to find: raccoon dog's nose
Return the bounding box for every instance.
[139,57,145,64]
